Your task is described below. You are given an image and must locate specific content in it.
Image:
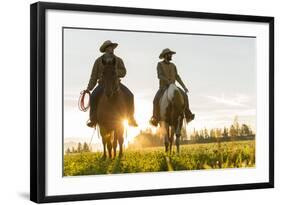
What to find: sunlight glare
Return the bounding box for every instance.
[123,119,129,128]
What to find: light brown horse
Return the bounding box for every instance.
[96,53,128,159]
[159,84,186,154]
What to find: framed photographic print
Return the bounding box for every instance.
[30,1,274,203]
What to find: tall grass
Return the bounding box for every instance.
[64,140,255,176]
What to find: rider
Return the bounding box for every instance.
[86,40,138,128]
[150,48,195,126]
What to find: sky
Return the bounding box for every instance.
[63,28,256,144]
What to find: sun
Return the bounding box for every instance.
[121,98,156,147]
[123,119,129,129]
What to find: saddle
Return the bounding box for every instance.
[162,84,185,105]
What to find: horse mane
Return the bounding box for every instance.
[167,84,180,101]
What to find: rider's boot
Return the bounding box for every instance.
[87,120,97,128]
[149,116,158,127]
[150,101,160,127]
[87,110,97,128]
[86,119,96,128]
[185,109,195,123]
[128,116,138,127]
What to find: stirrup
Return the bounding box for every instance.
[185,113,195,123]
[128,117,138,127]
[86,120,96,128]
[149,117,158,127]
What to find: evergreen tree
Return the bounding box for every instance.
[204,128,209,138]
[241,124,250,136]
[190,128,196,141]
[199,130,204,140]
[77,142,82,153]
[215,128,222,138]
[222,127,228,137]
[233,116,240,136]
[194,130,200,140]
[66,148,71,154]
[83,142,90,152]
[181,126,187,141]
[229,125,236,137]
[210,129,216,138]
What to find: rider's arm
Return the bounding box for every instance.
[116,58,127,78]
[86,60,99,91]
[175,66,188,91]
[157,63,169,83]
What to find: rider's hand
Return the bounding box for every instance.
[184,87,189,93]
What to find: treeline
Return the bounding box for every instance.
[128,117,255,149]
[189,117,254,142]
[65,142,91,154]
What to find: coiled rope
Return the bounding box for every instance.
[78,90,90,112]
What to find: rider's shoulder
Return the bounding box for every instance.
[170,62,176,67]
[114,55,123,62]
[95,55,103,62]
[158,61,176,67]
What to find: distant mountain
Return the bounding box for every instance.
[64,138,103,153]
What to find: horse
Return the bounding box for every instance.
[96,53,128,159]
[159,84,186,154]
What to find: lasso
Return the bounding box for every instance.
[78,90,90,112]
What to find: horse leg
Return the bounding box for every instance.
[117,128,124,157]
[166,125,171,154]
[160,122,169,153]
[106,132,114,159]
[175,134,180,154]
[102,142,107,159]
[118,140,123,157]
[175,117,183,154]
[107,142,112,159]
[100,127,107,159]
[164,134,169,153]
[165,142,169,153]
[113,133,117,158]
[170,127,175,154]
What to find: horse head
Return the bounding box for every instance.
[102,53,120,99]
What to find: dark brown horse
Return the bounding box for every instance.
[96,53,128,158]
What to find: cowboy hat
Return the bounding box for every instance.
[159,48,176,59]
[99,40,118,52]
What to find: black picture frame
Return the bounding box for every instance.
[30,1,274,203]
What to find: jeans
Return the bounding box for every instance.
[152,88,166,120]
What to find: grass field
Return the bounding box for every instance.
[63,140,255,176]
